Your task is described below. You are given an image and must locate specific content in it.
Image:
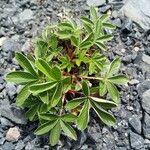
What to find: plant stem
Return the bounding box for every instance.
[79,75,103,80]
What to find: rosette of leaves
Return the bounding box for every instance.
[5,7,128,146]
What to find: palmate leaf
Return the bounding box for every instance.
[49,120,61,146]
[83,23,93,33]
[15,52,37,77]
[16,82,34,107]
[35,120,58,135]
[80,16,94,26]
[39,113,58,121]
[82,80,90,96]
[77,100,90,131]
[65,97,86,110]
[108,75,128,85]
[50,83,63,107]
[5,71,38,84]
[97,34,113,42]
[90,6,98,22]
[39,91,49,104]
[71,36,80,47]
[61,114,77,122]
[60,120,77,140]
[35,58,52,78]
[102,22,116,29]
[95,42,107,51]
[106,81,120,103]
[30,81,57,95]
[58,22,74,30]
[91,101,116,126]
[99,80,107,96]
[50,66,62,81]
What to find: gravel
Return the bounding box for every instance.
[0,0,150,149]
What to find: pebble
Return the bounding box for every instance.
[0,37,6,46]
[142,89,150,114]
[143,112,150,139]
[6,127,20,142]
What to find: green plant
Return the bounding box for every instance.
[5,7,128,146]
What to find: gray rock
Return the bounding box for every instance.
[87,0,106,6]
[121,0,150,31]
[2,142,15,150]
[129,115,141,134]
[19,9,34,23]
[0,137,5,145]
[0,117,14,127]
[130,131,144,149]
[1,38,21,52]
[142,54,150,65]
[137,80,150,96]
[129,79,139,85]
[142,89,150,114]
[15,140,25,150]
[143,113,150,139]
[6,82,16,97]
[0,105,27,125]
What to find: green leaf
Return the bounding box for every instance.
[15,52,37,77]
[79,41,92,49]
[39,113,58,121]
[49,35,58,49]
[90,97,117,109]
[71,36,80,47]
[30,81,57,95]
[90,6,98,22]
[108,75,128,85]
[16,83,33,106]
[49,120,61,146]
[99,14,109,22]
[83,23,93,33]
[95,18,102,39]
[51,66,62,81]
[80,16,94,26]
[61,114,77,122]
[102,22,116,29]
[56,30,72,39]
[39,91,49,104]
[60,120,77,140]
[5,71,38,84]
[95,42,107,50]
[35,58,53,80]
[99,81,107,96]
[82,80,90,96]
[50,83,63,107]
[65,97,86,110]
[77,100,90,131]
[58,22,74,30]
[26,104,39,121]
[35,120,58,135]
[106,81,120,103]
[91,101,116,126]
[108,58,121,76]
[97,35,113,42]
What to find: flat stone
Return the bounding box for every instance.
[6,127,20,142]
[142,89,150,114]
[0,105,27,125]
[0,117,14,127]
[143,113,150,139]
[87,0,106,6]
[142,54,150,65]
[0,37,6,46]
[129,79,139,85]
[19,9,34,23]
[6,82,16,97]
[15,140,25,150]
[130,131,144,149]
[121,0,150,31]
[129,115,141,134]
[2,142,15,150]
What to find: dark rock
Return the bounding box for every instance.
[130,131,144,150]
[143,113,150,139]
[142,89,150,114]
[87,0,106,6]
[0,104,27,125]
[121,0,150,31]
[121,18,133,34]
[1,38,21,52]
[129,115,141,134]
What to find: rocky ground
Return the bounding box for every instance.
[0,0,150,149]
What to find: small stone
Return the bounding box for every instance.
[142,54,150,65]
[134,47,140,52]
[129,115,141,134]
[143,113,150,139]
[2,142,15,150]
[0,137,5,145]
[0,117,14,127]
[129,79,139,85]
[19,9,34,23]
[15,140,25,150]
[0,37,6,46]
[6,82,16,97]
[130,131,144,150]
[87,0,106,6]
[6,127,20,142]
[142,89,150,114]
